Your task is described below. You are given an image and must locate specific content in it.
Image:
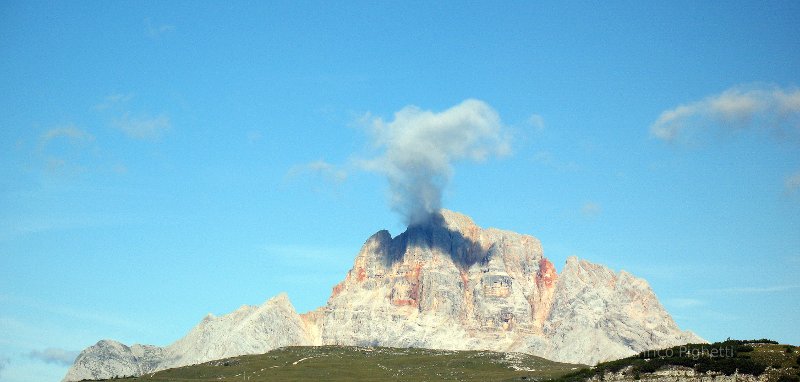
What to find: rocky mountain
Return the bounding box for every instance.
[63,294,312,381]
[64,210,702,381]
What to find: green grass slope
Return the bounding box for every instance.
[86,346,584,382]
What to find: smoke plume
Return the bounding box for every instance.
[361,99,510,225]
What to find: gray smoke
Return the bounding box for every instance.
[361,99,510,225]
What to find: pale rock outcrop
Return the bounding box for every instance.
[591,366,768,382]
[64,293,310,381]
[64,210,703,381]
[161,292,312,367]
[542,257,700,364]
[62,340,164,381]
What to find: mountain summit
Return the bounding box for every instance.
[64,210,701,381]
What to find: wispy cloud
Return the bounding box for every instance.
[0,356,7,378]
[44,157,73,174]
[785,171,800,195]
[665,298,705,308]
[0,215,117,242]
[113,113,171,140]
[95,93,134,111]
[35,125,95,175]
[145,18,175,38]
[533,150,580,172]
[27,348,79,366]
[650,84,800,144]
[705,285,800,294]
[581,202,602,218]
[652,84,800,195]
[246,130,263,144]
[288,160,348,184]
[39,126,94,146]
[0,293,145,333]
[527,113,546,131]
[97,93,172,141]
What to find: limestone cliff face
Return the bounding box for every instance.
[62,340,164,382]
[312,210,700,364]
[64,293,310,381]
[541,257,701,364]
[315,210,557,350]
[64,210,702,381]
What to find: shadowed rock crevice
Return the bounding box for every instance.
[386,212,489,269]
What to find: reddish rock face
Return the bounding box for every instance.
[536,258,557,288]
[530,257,557,332]
[330,282,345,299]
[389,264,422,307]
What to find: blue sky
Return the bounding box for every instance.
[2,1,799,380]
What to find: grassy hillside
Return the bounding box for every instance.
[87,346,584,382]
[82,340,800,382]
[556,340,800,382]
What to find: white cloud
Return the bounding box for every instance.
[36,126,95,175]
[785,171,800,194]
[145,18,175,38]
[40,126,94,145]
[44,157,68,174]
[95,93,134,110]
[113,113,171,140]
[527,113,546,131]
[650,84,800,144]
[288,160,348,184]
[111,163,128,175]
[97,93,171,141]
[27,348,79,366]
[246,130,263,144]
[359,99,511,225]
[581,202,602,217]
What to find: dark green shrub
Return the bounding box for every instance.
[776,375,800,382]
[552,339,773,382]
[746,339,779,344]
[639,360,659,373]
[736,345,754,353]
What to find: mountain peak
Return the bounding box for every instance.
[437,208,478,228]
[64,212,702,380]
